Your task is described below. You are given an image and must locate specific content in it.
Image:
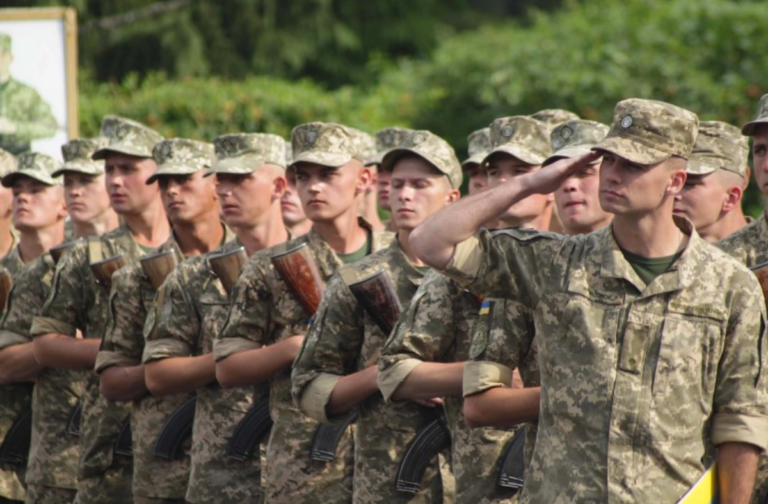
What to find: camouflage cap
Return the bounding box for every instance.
[147,139,216,184]
[207,133,286,176]
[347,128,376,168]
[462,127,491,168]
[530,109,580,130]
[53,137,109,177]
[741,94,768,136]
[483,116,552,166]
[289,122,365,168]
[593,98,699,164]
[366,127,413,166]
[380,130,463,189]
[0,148,17,180]
[544,120,610,166]
[687,121,749,177]
[0,34,10,53]
[284,139,293,167]
[2,152,62,187]
[92,115,164,160]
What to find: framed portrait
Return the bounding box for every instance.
[0,7,78,159]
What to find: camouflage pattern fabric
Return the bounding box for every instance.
[742,93,768,136]
[529,109,580,130]
[289,122,367,168]
[1,152,62,188]
[443,219,768,503]
[215,222,392,503]
[207,134,287,175]
[54,138,108,177]
[367,127,413,166]
[483,116,552,166]
[143,239,264,504]
[24,483,77,504]
[380,130,463,189]
[0,78,58,155]
[378,270,518,504]
[146,138,216,184]
[462,128,491,168]
[545,120,610,165]
[0,148,17,178]
[292,239,449,503]
[92,115,163,160]
[687,121,749,177]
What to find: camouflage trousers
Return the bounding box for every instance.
[24,485,76,504]
[73,463,132,504]
[0,467,25,502]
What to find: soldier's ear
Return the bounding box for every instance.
[273,175,287,201]
[355,165,373,197]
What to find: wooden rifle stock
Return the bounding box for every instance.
[90,254,126,290]
[0,268,12,311]
[209,246,247,299]
[270,243,325,317]
[343,269,402,335]
[140,249,179,290]
[49,239,80,265]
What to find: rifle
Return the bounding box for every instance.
[113,414,133,457]
[270,242,325,317]
[67,402,82,436]
[497,427,526,490]
[225,396,273,461]
[49,239,80,265]
[0,267,11,311]
[209,246,247,299]
[342,269,402,335]
[153,395,196,460]
[90,254,126,290]
[751,261,768,312]
[0,408,32,466]
[140,249,179,290]
[395,416,451,493]
[309,411,357,462]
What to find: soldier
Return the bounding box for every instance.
[215,122,393,503]
[30,116,170,504]
[551,120,612,235]
[0,152,67,504]
[366,127,413,233]
[411,98,768,503]
[142,134,290,504]
[0,34,58,155]
[0,149,16,258]
[673,121,750,242]
[292,130,460,503]
[376,116,553,503]
[0,138,119,504]
[281,183,312,237]
[95,138,230,504]
[462,127,492,196]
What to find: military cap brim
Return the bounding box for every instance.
[92,144,153,161]
[543,145,602,167]
[380,147,460,188]
[205,154,282,177]
[461,152,489,169]
[146,161,208,185]
[52,160,105,178]
[591,136,671,165]
[1,171,57,188]
[741,118,768,136]
[364,151,385,167]
[481,145,547,166]
[289,151,352,169]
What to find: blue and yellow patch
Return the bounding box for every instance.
[479,300,491,315]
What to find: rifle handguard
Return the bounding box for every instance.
[270,242,325,317]
[209,246,247,299]
[0,267,12,311]
[225,397,273,461]
[113,414,133,457]
[153,395,196,460]
[90,254,127,290]
[395,417,451,493]
[67,402,82,436]
[309,411,357,462]
[140,249,179,290]
[344,269,402,335]
[0,408,32,466]
[497,428,526,490]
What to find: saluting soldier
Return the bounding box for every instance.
[214,122,393,503]
[30,116,170,504]
[143,134,291,504]
[411,98,768,504]
[292,130,461,503]
[0,153,68,504]
[0,149,17,259]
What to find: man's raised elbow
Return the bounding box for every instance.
[215,359,239,389]
[144,367,167,397]
[408,225,431,265]
[463,395,488,428]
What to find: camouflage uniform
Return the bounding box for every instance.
[441,99,768,503]
[142,134,287,504]
[293,128,463,504]
[94,138,223,503]
[215,122,393,503]
[29,116,164,504]
[461,128,491,169]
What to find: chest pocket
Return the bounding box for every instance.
[199,292,229,356]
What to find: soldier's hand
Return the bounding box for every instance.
[0,118,16,134]
[524,152,600,195]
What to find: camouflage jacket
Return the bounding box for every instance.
[292,238,449,504]
[378,270,517,504]
[215,222,392,503]
[443,219,768,504]
[31,222,149,482]
[0,252,84,490]
[143,238,262,504]
[0,77,58,155]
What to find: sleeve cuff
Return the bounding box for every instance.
[442,235,483,286]
[142,339,192,364]
[94,350,140,374]
[299,373,342,424]
[712,412,768,451]
[0,330,31,350]
[377,358,422,402]
[30,316,76,338]
[213,337,259,362]
[463,361,512,397]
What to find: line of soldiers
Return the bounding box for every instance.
[0,93,765,504]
